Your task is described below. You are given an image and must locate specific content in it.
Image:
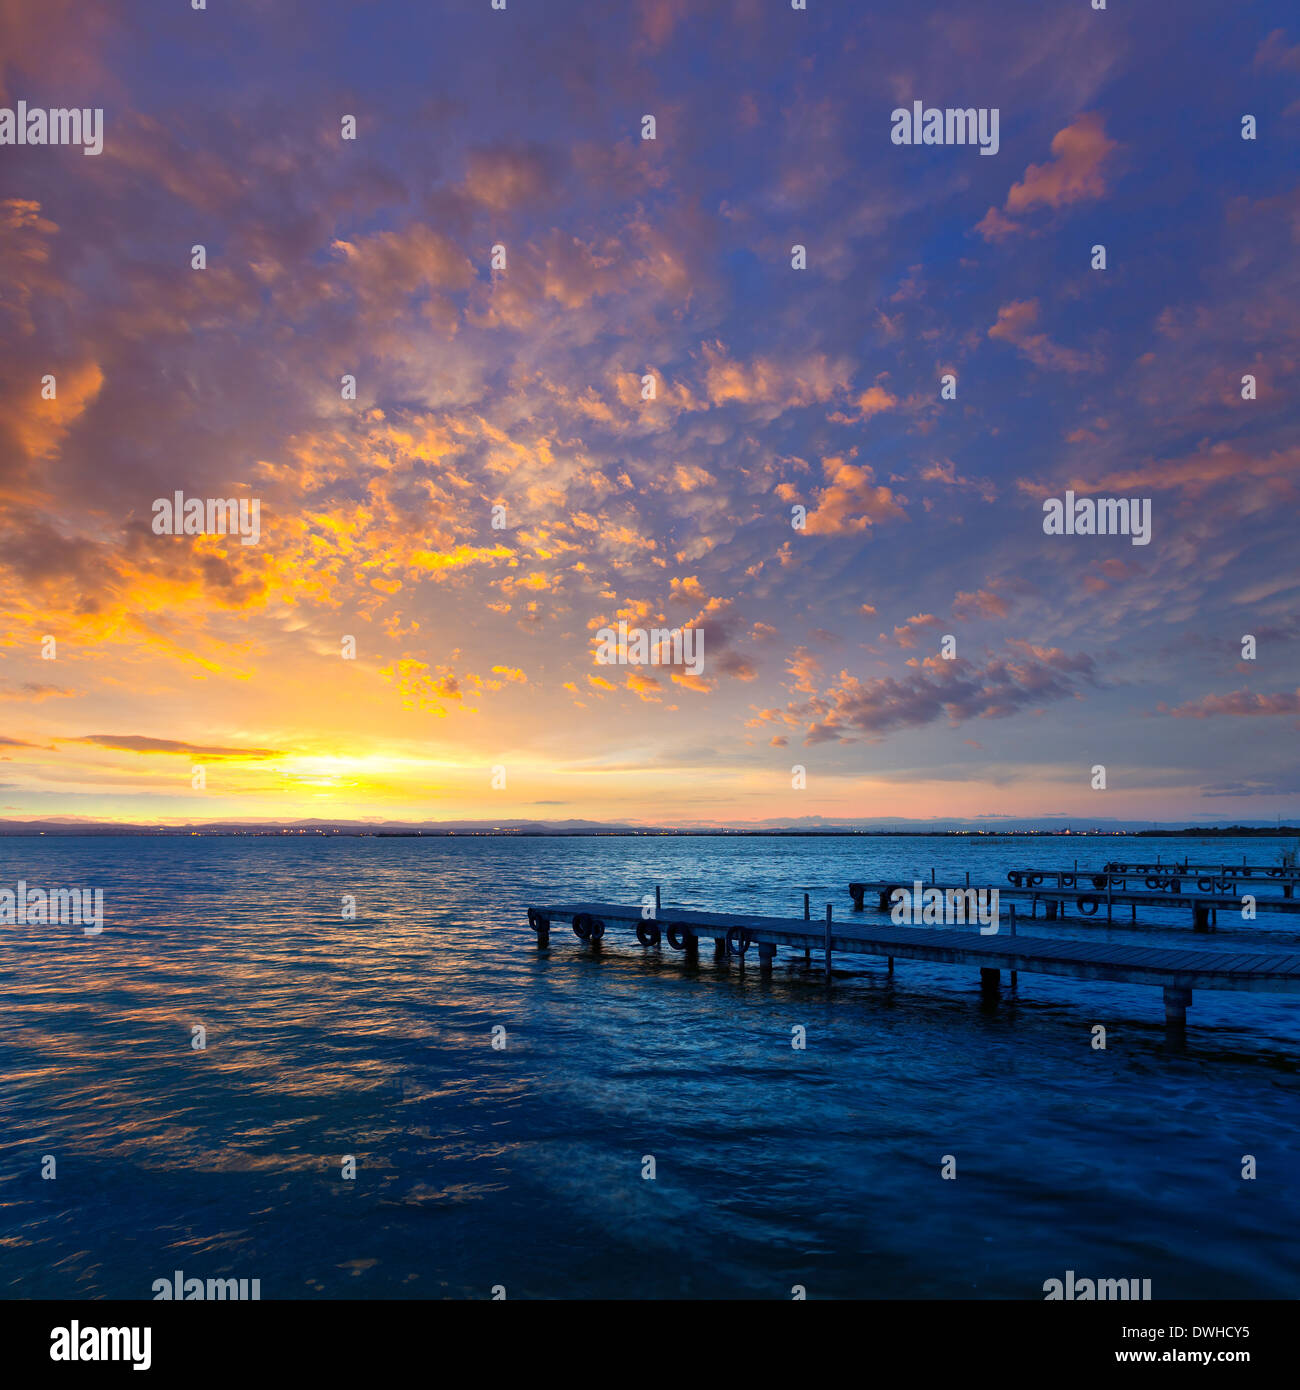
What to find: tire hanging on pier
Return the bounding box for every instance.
[666,924,690,951]
[726,925,751,956]
[636,919,661,947]
[573,913,606,940]
[527,908,550,933]
[1078,896,1099,916]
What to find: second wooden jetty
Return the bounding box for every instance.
[847,878,1300,930]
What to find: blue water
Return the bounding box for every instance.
[1,834,1298,1300]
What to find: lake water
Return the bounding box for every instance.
[1,833,1297,1299]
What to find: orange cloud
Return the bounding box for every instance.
[988,299,1096,373]
[803,456,907,535]
[978,114,1116,240]
[1163,689,1300,718]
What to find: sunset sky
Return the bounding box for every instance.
[1,0,1298,827]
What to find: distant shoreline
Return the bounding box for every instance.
[1,826,1297,839]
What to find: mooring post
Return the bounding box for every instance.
[714,937,726,962]
[759,941,776,976]
[965,870,970,887]
[1046,898,1059,921]
[804,893,811,961]
[685,931,698,961]
[1107,875,1113,924]
[655,885,661,914]
[1163,985,1192,1031]
[824,903,832,981]
[980,967,1000,994]
[1193,902,1212,933]
[1009,903,1017,988]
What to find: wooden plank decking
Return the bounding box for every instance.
[523,899,1300,1031]
[1003,867,1297,894]
[1104,860,1300,877]
[846,878,1300,928]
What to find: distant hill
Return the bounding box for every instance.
[0,817,1297,837]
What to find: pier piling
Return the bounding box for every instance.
[1163,985,1192,1032]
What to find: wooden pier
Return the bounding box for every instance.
[847,878,1300,931]
[1004,868,1297,896]
[1104,860,1299,877]
[1102,861,1300,897]
[523,900,1300,1032]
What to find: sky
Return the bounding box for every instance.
[0,0,1298,828]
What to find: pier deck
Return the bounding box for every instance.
[847,878,1300,930]
[1004,867,1299,895]
[523,899,1300,1030]
[1104,861,1300,877]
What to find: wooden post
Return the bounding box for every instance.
[1009,904,1017,988]
[1163,985,1192,1031]
[759,942,776,976]
[804,893,811,961]
[824,903,832,981]
[655,885,661,914]
[980,967,1000,994]
[1107,874,1113,924]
